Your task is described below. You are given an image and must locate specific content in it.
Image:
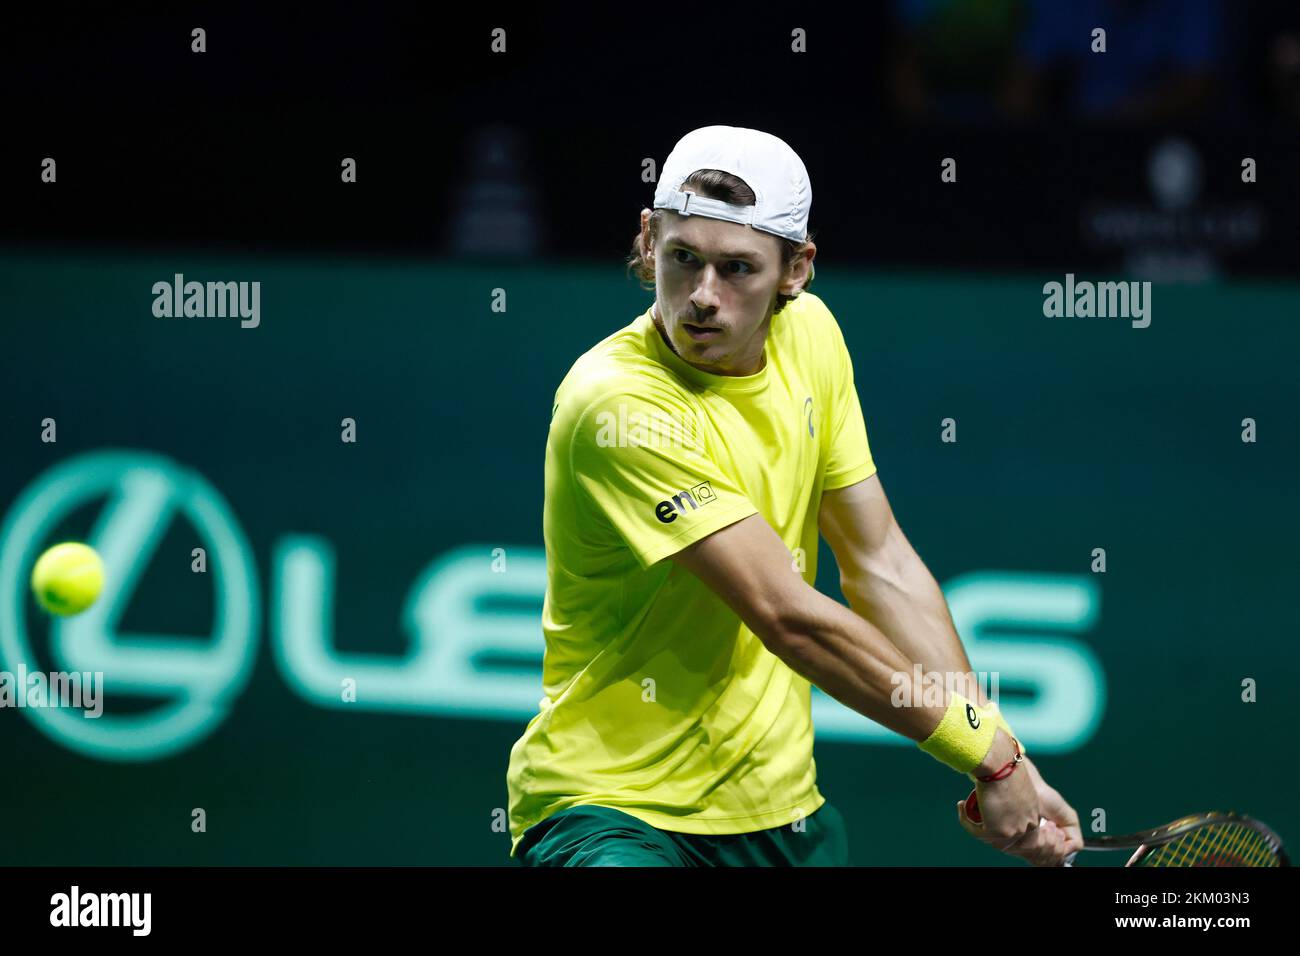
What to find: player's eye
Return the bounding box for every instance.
[672,250,751,276]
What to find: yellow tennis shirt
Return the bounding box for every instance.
[505,291,877,856]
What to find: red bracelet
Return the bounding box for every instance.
[974,736,1024,782]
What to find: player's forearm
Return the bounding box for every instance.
[755,582,1016,778]
[764,589,954,744]
[838,550,990,707]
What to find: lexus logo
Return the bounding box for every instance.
[0,451,259,761]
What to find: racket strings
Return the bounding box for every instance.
[1140,821,1281,867]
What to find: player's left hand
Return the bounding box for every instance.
[1021,757,1084,862]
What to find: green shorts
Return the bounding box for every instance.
[516,802,851,867]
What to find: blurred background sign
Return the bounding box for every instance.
[2,255,1295,864]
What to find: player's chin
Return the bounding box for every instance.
[687,342,729,367]
[685,339,723,356]
[679,327,725,348]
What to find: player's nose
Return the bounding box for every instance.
[692,264,724,305]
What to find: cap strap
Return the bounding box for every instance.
[663,188,757,228]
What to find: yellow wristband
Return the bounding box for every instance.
[977,700,1026,757]
[917,691,998,774]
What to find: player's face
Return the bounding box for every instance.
[645,210,797,376]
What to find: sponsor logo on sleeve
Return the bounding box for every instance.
[653,481,716,523]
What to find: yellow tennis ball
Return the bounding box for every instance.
[30,542,104,617]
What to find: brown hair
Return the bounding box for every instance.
[626,168,815,315]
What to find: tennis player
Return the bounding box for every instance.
[506,125,1084,867]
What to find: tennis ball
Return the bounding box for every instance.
[30,542,104,617]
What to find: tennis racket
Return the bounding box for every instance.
[963,790,1289,867]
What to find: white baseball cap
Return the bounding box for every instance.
[652,126,812,244]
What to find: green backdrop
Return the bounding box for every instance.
[0,251,1295,864]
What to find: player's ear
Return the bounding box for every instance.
[639,208,653,257]
[780,244,815,296]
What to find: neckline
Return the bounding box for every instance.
[641,307,771,393]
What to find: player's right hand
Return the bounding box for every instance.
[955,758,1072,866]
